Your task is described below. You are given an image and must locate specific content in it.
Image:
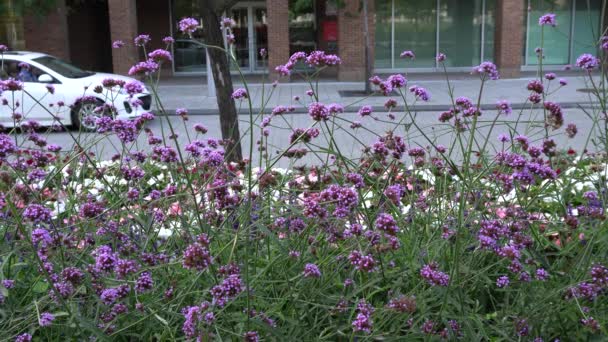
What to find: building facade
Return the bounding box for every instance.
[4,0,606,80]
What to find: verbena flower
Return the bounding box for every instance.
[539,13,556,26]
[179,17,199,34]
[303,263,321,278]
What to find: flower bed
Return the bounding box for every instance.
[1,14,608,342]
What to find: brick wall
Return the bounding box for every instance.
[266,0,290,79]
[494,0,524,78]
[108,0,139,75]
[338,0,374,81]
[23,0,70,60]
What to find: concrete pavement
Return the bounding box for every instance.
[152,72,603,115]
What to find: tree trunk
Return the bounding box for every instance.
[362,0,372,94]
[201,6,243,163]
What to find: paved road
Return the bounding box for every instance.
[18,107,603,167]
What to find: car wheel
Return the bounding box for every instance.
[71,99,106,131]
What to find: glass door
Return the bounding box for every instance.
[231,8,250,70]
[230,5,268,72]
[253,7,268,70]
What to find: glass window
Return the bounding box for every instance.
[32,56,91,78]
[289,0,317,57]
[572,0,602,62]
[374,0,494,70]
[483,0,496,61]
[525,0,573,65]
[374,0,392,68]
[393,0,437,68]
[439,0,483,67]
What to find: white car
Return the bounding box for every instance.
[0,51,151,130]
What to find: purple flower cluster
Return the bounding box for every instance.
[473,61,499,80]
[182,242,213,271]
[231,88,248,99]
[275,51,341,76]
[148,49,172,63]
[539,13,557,26]
[210,273,244,307]
[575,53,600,70]
[409,85,430,101]
[349,250,376,272]
[303,263,321,278]
[179,17,199,34]
[420,262,450,287]
[352,299,374,333]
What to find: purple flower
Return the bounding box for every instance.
[23,204,52,223]
[163,36,175,44]
[39,312,55,327]
[496,100,512,115]
[473,61,499,80]
[112,40,124,49]
[498,133,510,143]
[244,331,259,342]
[565,123,577,138]
[100,288,120,305]
[539,13,556,26]
[220,17,236,30]
[387,74,407,88]
[148,49,172,63]
[400,50,415,59]
[544,72,556,80]
[496,275,510,288]
[308,102,330,121]
[409,85,430,101]
[135,272,154,293]
[358,105,373,117]
[128,60,159,76]
[231,88,248,99]
[31,228,52,246]
[575,53,600,70]
[352,300,374,333]
[436,53,446,62]
[303,263,321,278]
[179,17,199,34]
[0,134,16,158]
[1,78,23,91]
[536,268,549,281]
[15,333,32,342]
[420,262,449,287]
[375,213,398,235]
[182,243,213,271]
[134,34,151,47]
[124,81,145,95]
[2,279,14,289]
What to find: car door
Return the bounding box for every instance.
[4,59,68,127]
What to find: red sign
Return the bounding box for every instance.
[322,21,338,42]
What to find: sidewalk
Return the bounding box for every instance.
[154,72,602,115]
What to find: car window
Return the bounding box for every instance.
[32,56,93,79]
[0,60,49,83]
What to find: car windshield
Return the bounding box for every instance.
[32,56,94,78]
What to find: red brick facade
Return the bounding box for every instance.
[17,0,540,80]
[23,0,70,61]
[494,0,524,78]
[107,0,139,76]
[266,0,290,79]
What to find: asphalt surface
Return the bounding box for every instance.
[17,107,604,167]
